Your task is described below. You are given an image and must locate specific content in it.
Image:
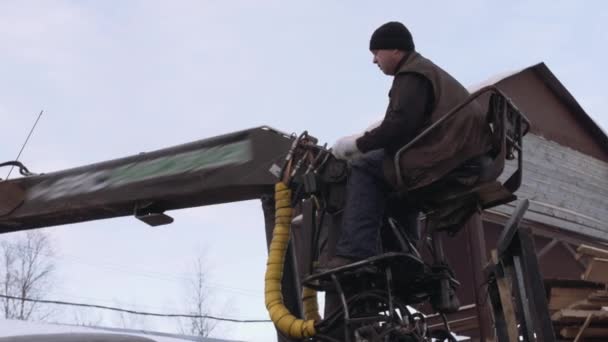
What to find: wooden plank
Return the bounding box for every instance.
[588,291,608,305]
[573,313,593,342]
[582,258,608,283]
[577,244,608,259]
[563,241,589,269]
[491,250,519,342]
[561,327,608,339]
[552,309,608,324]
[545,279,608,313]
[567,299,603,311]
[590,290,608,296]
[444,316,479,332]
[517,226,556,341]
[548,287,599,312]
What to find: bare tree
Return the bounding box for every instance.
[2,241,16,318]
[71,307,104,327]
[182,257,217,337]
[112,299,148,330]
[0,230,55,320]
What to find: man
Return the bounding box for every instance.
[327,22,491,268]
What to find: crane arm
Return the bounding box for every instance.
[0,126,295,233]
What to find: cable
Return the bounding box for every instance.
[7,110,44,179]
[0,294,271,324]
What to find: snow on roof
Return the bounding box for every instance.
[466,67,527,93]
[467,62,608,150]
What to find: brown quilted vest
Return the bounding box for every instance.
[384,52,492,190]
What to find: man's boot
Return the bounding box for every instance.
[315,255,359,274]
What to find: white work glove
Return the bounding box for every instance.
[331,133,363,161]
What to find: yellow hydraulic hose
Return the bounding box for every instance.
[265,182,319,338]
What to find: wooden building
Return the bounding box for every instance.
[435,63,608,340]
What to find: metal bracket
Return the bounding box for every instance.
[134,202,174,227]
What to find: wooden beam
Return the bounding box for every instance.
[537,238,558,259]
[465,213,493,340]
[552,309,608,323]
[577,244,608,259]
[567,299,603,311]
[561,327,608,339]
[562,241,588,269]
[573,313,593,342]
[548,286,599,312]
[587,290,608,304]
[491,250,519,342]
[517,226,556,341]
[582,258,608,283]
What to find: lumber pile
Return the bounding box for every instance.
[548,244,608,341]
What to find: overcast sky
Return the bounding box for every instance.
[1,1,607,341]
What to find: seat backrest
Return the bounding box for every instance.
[481,93,508,181]
[394,87,530,233]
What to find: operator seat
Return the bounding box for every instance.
[393,87,530,234]
[303,88,530,338]
[387,87,530,314]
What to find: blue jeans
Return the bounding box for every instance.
[335,150,391,259]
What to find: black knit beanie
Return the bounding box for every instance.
[369,22,415,51]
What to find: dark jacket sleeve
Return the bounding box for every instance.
[356,73,435,155]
